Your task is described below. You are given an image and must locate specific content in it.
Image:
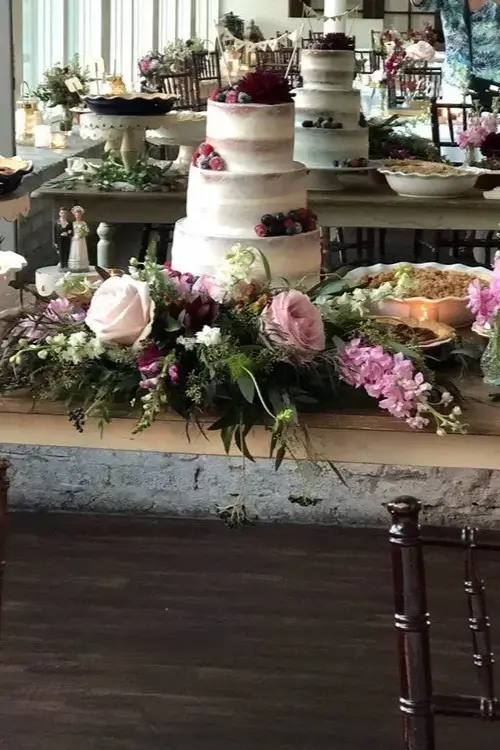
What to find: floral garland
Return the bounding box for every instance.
[0,246,465,521]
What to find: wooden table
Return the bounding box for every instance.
[1,377,499,470]
[30,181,500,267]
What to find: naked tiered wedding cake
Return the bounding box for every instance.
[293,4,369,172]
[171,71,321,287]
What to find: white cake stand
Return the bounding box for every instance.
[307,163,380,191]
[80,112,172,170]
[146,111,207,173]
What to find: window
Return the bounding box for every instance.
[19,0,220,91]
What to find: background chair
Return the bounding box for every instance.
[255,48,301,88]
[162,71,202,111]
[191,51,222,106]
[387,497,500,750]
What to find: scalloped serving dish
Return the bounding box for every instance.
[374,316,456,349]
[83,93,178,116]
[378,165,482,198]
[344,262,493,327]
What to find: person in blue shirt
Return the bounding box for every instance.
[412,0,500,107]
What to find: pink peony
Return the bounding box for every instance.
[481,113,498,134]
[262,290,325,354]
[85,275,154,347]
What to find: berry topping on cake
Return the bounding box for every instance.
[238,92,252,104]
[254,223,269,237]
[208,155,224,170]
[199,142,214,156]
[225,90,238,104]
[302,120,314,128]
[255,209,317,238]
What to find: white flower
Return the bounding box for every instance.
[0,250,27,276]
[176,335,196,350]
[52,333,67,347]
[441,391,453,406]
[215,244,262,293]
[370,282,394,301]
[194,326,221,346]
[452,405,462,416]
[436,427,446,437]
[67,331,88,347]
[87,338,105,357]
[37,349,48,360]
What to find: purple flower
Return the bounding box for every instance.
[168,363,180,384]
[138,344,162,376]
[45,297,86,324]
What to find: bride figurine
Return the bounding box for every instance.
[67,205,90,272]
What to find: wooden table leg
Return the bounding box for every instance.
[96,222,115,268]
[0,459,10,640]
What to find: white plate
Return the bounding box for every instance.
[378,166,482,198]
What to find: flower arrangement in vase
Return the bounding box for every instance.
[457,109,498,166]
[35,55,91,131]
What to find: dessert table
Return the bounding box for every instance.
[30,181,500,268]
[0,377,499,470]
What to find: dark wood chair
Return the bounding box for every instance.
[191,51,222,105]
[354,48,377,75]
[387,497,500,750]
[162,72,202,111]
[0,460,9,638]
[255,48,301,88]
[387,67,442,109]
[429,98,473,157]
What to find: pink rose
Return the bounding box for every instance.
[261,290,325,354]
[405,41,435,62]
[85,275,155,347]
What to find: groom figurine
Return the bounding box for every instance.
[54,207,73,269]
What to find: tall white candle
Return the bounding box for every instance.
[324,0,347,34]
[34,124,52,148]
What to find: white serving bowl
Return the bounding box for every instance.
[378,166,481,198]
[343,262,493,327]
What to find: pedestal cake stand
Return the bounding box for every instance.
[146,111,207,173]
[80,112,172,170]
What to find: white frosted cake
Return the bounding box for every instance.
[171,92,321,287]
[294,45,369,170]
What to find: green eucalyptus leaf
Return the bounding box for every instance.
[237,373,255,404]
[274,445,286,471]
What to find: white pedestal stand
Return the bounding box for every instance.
[80,112,171,170]
[0,193,31,319]
[146,111,207,173]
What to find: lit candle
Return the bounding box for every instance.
[418,305,429,322]
[52,132,68,150]
[34,124,52,148]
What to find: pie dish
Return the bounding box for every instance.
[83,93,178,116]
[0,156,33,196]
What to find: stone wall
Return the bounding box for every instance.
[1,441,498,527]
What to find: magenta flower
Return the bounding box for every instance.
[457,122,488,149]
[138,344,162,376]
[139,377,159,391]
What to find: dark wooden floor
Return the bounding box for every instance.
[0,515,499,750]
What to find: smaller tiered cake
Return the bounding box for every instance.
[294,33,369,173]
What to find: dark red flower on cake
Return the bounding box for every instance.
[236,69,294,105]
[255,223,269,237]
[481,132,500,157]
[199,142,214,156]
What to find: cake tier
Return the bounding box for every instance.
[171,219,321,288]
[206,100,295,172]
[294,88,361,126]
[294,127,369,168]
[186,162,308,237]
[300,50,355,88]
